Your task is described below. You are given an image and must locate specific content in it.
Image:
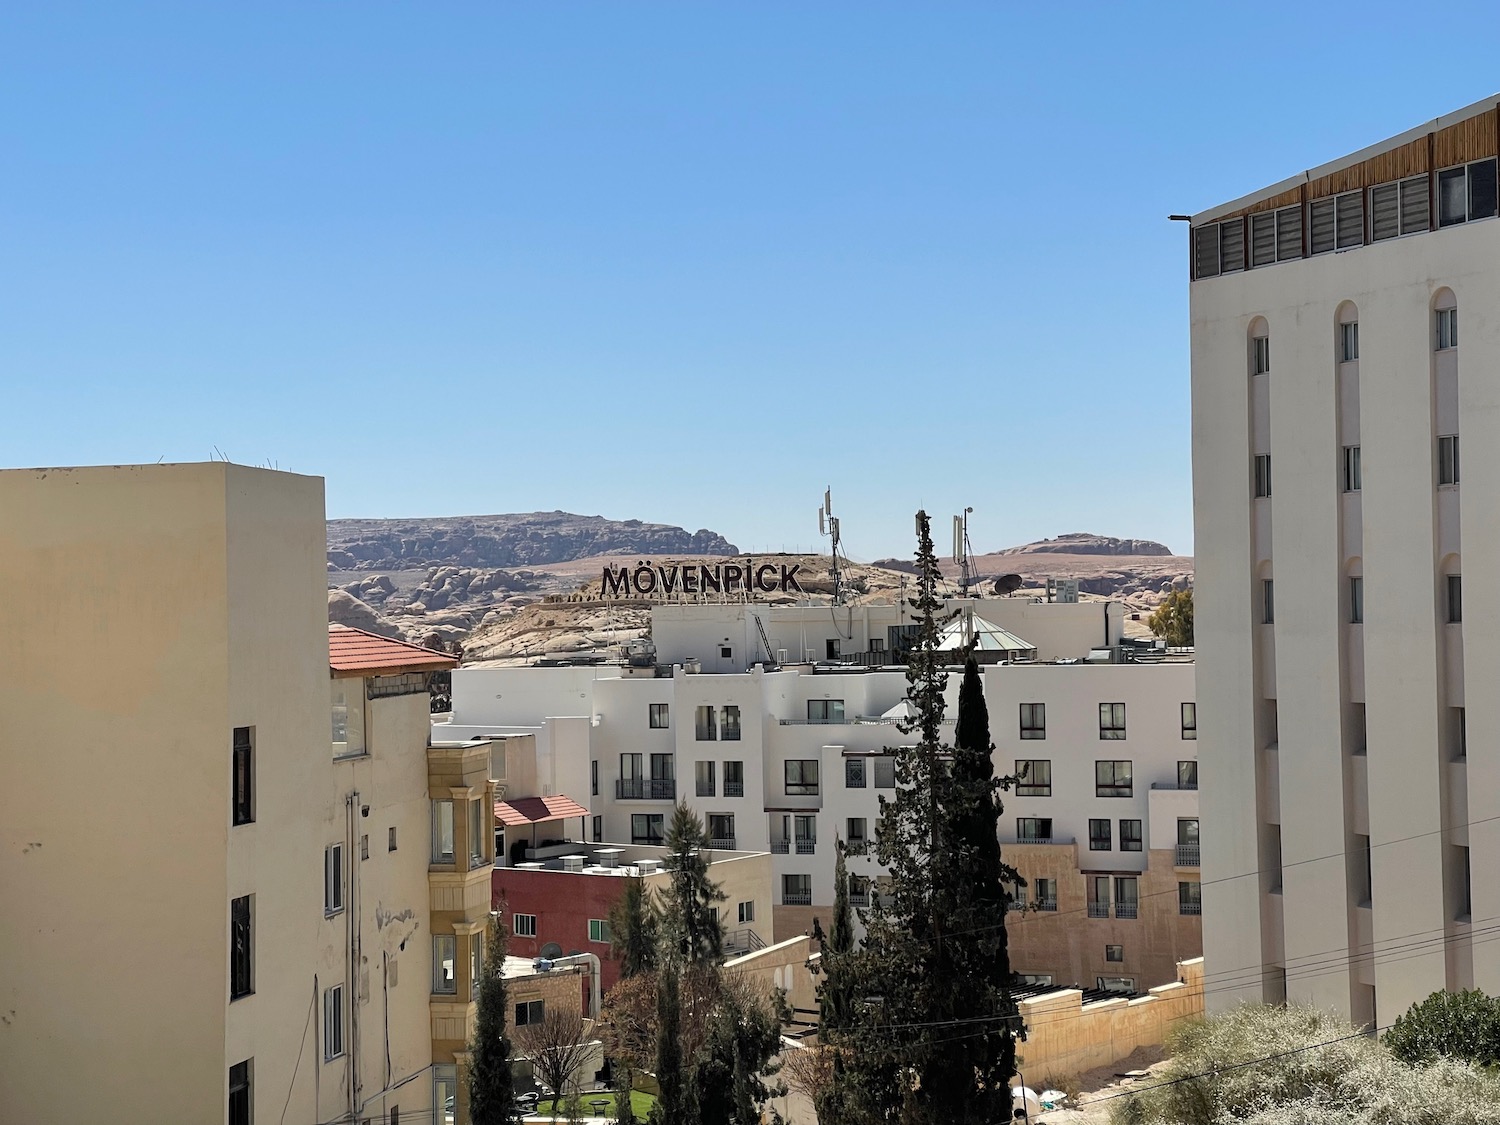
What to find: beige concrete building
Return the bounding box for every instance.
[1190,96,1500,1025]
[0,463,494,1125]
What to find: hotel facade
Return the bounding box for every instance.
[1190,96,1500,1026]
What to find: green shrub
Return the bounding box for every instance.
[1385,988,1500,1069]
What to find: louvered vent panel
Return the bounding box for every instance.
[1371,183,1399,240]
[1275,205,1303,261]
[1400,175,1430,234]
[1194,225,1220,278]
[1251,213,1276,266]
[1220,219,1244,272]
[1309,199,1336,254]
[1336,192,1364,248]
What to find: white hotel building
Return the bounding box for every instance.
[1190,95,1500,1026]
[435,597,1200,992]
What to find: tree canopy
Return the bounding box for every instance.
[1147,587,1194,647]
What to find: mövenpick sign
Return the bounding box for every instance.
[601,561,803,598]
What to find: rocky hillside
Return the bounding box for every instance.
[326,511,738,571]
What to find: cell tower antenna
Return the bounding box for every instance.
[819,487,846,605]
[953,507,975,597]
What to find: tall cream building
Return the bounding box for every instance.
[1190,96,1500,1027]
[0,463,492,1125]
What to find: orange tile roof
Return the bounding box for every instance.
[494,794,590,827]
[328,623,459,676]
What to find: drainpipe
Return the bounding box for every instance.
[546,953,603,1019]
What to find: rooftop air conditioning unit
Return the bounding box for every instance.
[561,856,585,873]
[637,859,663,875]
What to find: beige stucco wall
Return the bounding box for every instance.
[1015,957,1204,1081]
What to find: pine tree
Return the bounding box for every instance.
[469,912,522,1125]
[649,947,697,1125]
[836,512,1020,1125]
[662,800,727,966]
[608,876,660,980]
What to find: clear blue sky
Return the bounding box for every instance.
[5,3,1499,559]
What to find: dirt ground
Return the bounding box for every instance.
[1024,1045,1174,1123]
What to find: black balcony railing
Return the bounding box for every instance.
[1115,902,1139,920]
[1179,901,1202,916]
[616,778,676,800]
[1036,899,1058,913]
[796,839,816,855]
[724,781,745,797]
[708,838,737,850]
[1087,902,1110,919]
[1176,844,1201,867]
[771,840,790,854]
[783,891,812,906]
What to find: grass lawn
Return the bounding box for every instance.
[535,1090,656,1121]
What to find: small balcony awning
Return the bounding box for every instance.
[494,794,590,827]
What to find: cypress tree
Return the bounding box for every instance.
[662,800,727,966]
[811,840,855,1125]
[469,912,522,1125]
[608,876,660,980]
[649,947,696,1125]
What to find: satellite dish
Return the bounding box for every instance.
[540,942,564,959]
[993,574,1024,596]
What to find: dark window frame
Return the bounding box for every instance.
[1095,760,1133,798]
[649,703,670,729]
[1099,703,1127,740]
[1120,819,1143,853]
[230,894,253,1000]
[232,727,254,826]
[1015,759,1052,797]
[1019,702,1046,740]
[785,759,820,796]
[1088,818,1112,851]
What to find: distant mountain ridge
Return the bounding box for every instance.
[326,510,739,571]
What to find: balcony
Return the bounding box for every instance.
[771,840,790,854]
[1036,899,1058,913]
[1087,902,1110,919]
[724,781,745,797]
[724,927,766,955]
[1180,901,1202,916]
[1115,903,1139,920]
[849,891,871,908]
[617,778,676,800]
[846,840,869,856]
[796,839,817,855]
[783,891,812,906]
[1176,844,1200,868]
[708,838,737,850]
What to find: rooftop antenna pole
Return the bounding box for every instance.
[819,488,844,606]
[953,508,974,597]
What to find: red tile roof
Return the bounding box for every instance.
[328,623,459,676]
[494,794,590,827]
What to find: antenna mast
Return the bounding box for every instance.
[953,507,975,597]
[819,488,845,605]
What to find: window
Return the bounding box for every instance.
[846,817,868,850]
[1453,707,1467,761]
[782,874,812,904]
[720,645,733,660]
[1180,703,1197,740]
[785,760,820,795]
[589,919,610,943]
[873,756,895,788]
[230,895,253,1000]
[794,815,817,851]
[724,760,744,797]
[1098,975,1136,993]
[1249,205,1302,266]
[1349,577,1363,624]
[515,1000,545,1026]
[1437,307,1459,350]
[1310,194,1364,254]
[695,705,717,741]
[696,760,716,797]
[1343,445,1361,492]
[470,933,483,999]
[229,1060,252,1125]
[592,815,602,842]
[1252,334,1270,375]
[1178,760,1199,789]
[722,705,741,741]
[1448,575,1463,623]
[1178,818,1200,846]
[388,826,397,852]
[1017,817,1053,842]
[1121,819,1143,852]
[1099,703,1126,740]
[1015,759,1052,797]
[331,679,364,757]
[1095,760,1133,798]
[1017,972,1055,987]
[1115,876,1139,917]
[325,844,344,915]
[1339,320,1359,362]
[650,752,674,782]
[1179,881,1202,915]
[431,800,454,863]
[232,727,254,826]
[324,985,345,1059]
[1089,819,1112,851]
[1035,878,1057,909]
[433,1066,457,1125]
[1439,434,1460,485]
[433,935,457,993]
[513,913,537,938]
[1105,944,1124,963]
[845,757,866,788]
[738,900,754,924]
[469,797,485,865]
[1354,835,1372,906]
[708,813,735,846]
[1262,579,1275,625]
[1253,454,1272,498]
[1438,158,1498,226]
[1458,845,1472,920]
[870,637,886,652]
[649,703,670,729]
[808,699,845,724]
[631,814,664,845]
[620,752,643,781]
[1019,703,1046,739]
[1371,174,1430,241]
[591,760,598,796]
